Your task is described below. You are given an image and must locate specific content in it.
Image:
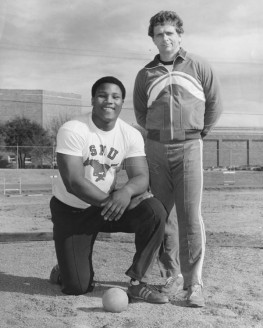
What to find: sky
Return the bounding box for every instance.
[0,0,263,128]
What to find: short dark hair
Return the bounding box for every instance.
[148,11,184,38]
[91,76,126,99]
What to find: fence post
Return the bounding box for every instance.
[50,175,57,190]
[16,144,19,170]
[247,140,250,166]
[52,143,56,169]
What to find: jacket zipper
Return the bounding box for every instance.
[169,72,173,140]
[151,63,174,140]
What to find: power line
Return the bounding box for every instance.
[1,42,263,64]
[0,92,81,99]
[0,98,85,108]
[221,112,263,116]
[0,43,151,61]
[0,98,133,110]
[2,42,263,65]
[1,41,151,57]
[0,98,262,115]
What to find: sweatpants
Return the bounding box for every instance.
[146,138,206,288]
[50,196,167,295]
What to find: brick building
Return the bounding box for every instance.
[0,89,82,128]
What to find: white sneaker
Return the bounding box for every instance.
[186,284,205,307]
[159,274,184,295]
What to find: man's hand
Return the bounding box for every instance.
[127,191,153,210]
[101,189,131,221]
[101,156,150,221]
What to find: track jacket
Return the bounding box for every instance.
[133,48,223,142]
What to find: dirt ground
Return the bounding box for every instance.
[0,188,263,328]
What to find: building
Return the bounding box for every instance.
[0,88,262,169]
[0,89,82,128]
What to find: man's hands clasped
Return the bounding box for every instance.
[101,190,153,221]
[101,188,131,221]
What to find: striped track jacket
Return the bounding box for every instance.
[133,48,223,142]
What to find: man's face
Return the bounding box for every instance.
[153,23,181,57]
[92,83,124,130]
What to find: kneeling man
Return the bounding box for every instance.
[49,76,168,304]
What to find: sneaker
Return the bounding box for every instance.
[160,274,184,295]
[127,283,169,304]
[49,265,95,292]
[49,264,62,285]
[186,284,205,307]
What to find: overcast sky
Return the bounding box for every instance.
[0,0,262,127]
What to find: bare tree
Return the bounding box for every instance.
[46,113,75,141]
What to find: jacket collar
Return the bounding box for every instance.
[145,48,187,69]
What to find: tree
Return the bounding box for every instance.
[47,112,75,142]
[0,122,5,146]
[0,154,11,168]
[1,116,53,168]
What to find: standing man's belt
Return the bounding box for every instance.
[147,129,202,143]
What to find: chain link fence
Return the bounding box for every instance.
[0,145,56,169]
[0,145,262,189]
[1,144,262,169]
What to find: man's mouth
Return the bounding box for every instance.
[103,107,115,111]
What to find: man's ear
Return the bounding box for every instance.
[178,35,182,45]
[91,97,94,106]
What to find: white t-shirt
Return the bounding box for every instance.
[53,113,145,208]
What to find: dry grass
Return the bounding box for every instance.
[0,168,263,190]
[0,173,263,327]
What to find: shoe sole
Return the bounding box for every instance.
[160,286,184,295]
[49,274,61,285]
[49,268,62,285]
[186,299,205,307]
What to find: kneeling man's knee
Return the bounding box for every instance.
[62,280,93,296]
[145,197,167,224]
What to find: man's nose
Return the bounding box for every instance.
[105,95,113,103]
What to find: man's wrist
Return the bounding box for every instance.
[121,185,134,198]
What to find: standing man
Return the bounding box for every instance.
[49,76,169,304]
[133,11,223,307]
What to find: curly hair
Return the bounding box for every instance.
[91,76,126,99]
[148,11,184,38]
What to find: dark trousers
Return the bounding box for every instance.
[50,196,167,295]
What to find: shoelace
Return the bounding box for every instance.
[190,285,201,296]
[139,283,161,294]
[147,284,160,292]
[164,276,176,287]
